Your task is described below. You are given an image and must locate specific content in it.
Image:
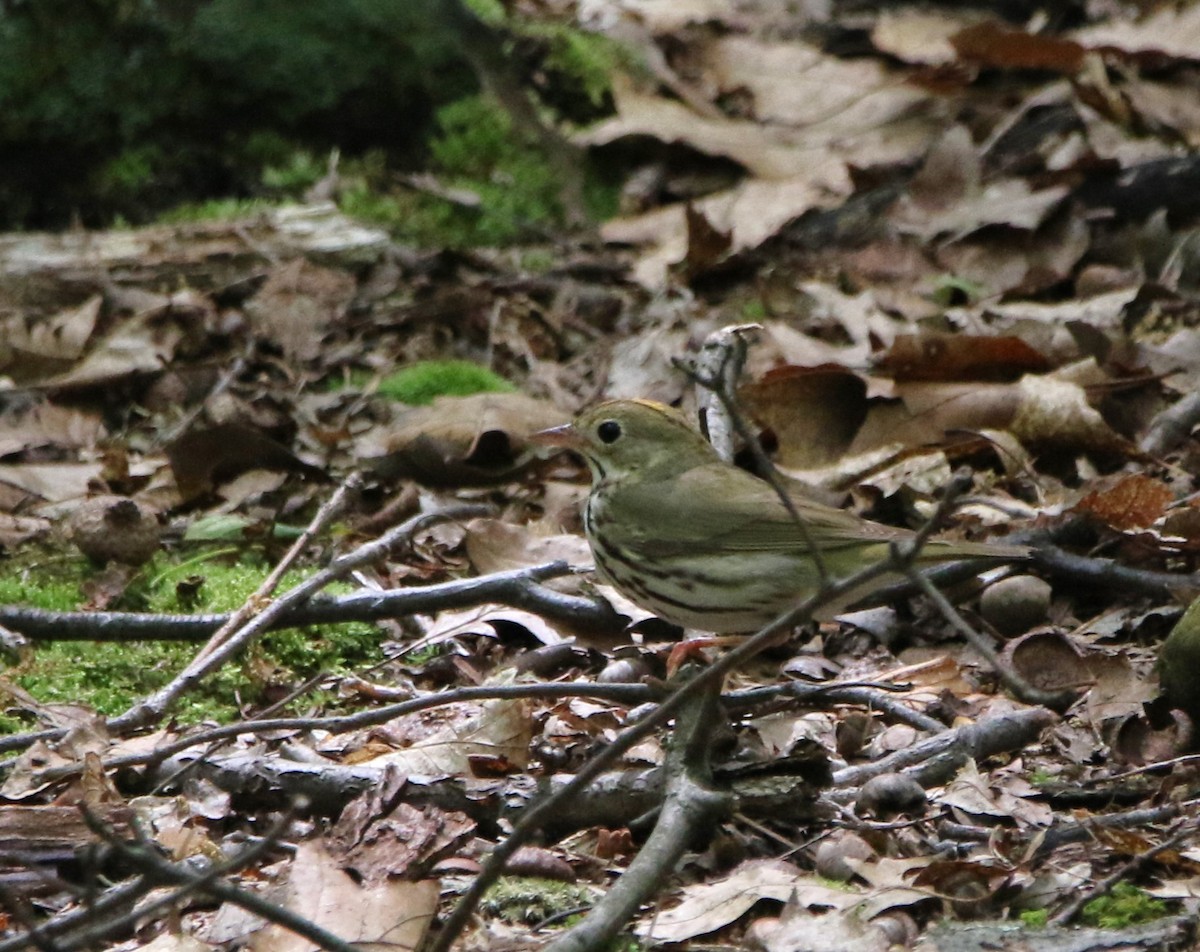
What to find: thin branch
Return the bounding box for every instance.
[672,345,830,587]
[80,808,363,952]
[903,564,1074,708]
[193,471,362,667]
[1050,817,1195,926]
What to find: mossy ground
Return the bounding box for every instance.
[0,545,382,733]
[333,360,517,405]
[1080,883,1169,929]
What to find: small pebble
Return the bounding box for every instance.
[980,574,1052,636]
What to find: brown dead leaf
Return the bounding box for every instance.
[363,393,567,487]
[0,295,100,382]
[370,697,532,774]
[1073,4,1200,59]
[0,402,105,458]
[680,203,732,279]
[0,513,50,547]
[637,860,855,943]
[877,334,1051,382]
[741,366,868,469]
[39,309,182,391]
[848,372,1128,459]
[1076,473,1174,531]
[244,257,356,363]
[1111,710,1189,766]
[250,840,436,952]
[894,123,1072,252]
[754,905,892,952]
[1123,77,1200,148]
[464,517,591,576]
[0,462,105,505]
[872,9,978,65]
[332,774,474,882]
[951,22,1087,73]
[1005,631,1090,694]
[1083,652,1157,726]
[167,422,326,502]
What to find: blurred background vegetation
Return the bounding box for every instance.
[0,0,622,243]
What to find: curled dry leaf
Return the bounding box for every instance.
[244,257,356,363]
[362,393,568,487]
[167,422,326,502]
[1004,631,1089,694]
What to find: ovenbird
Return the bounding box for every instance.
[535,399,1026,633]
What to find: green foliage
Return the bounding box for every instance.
[261,150,327,192]
[157,198,278,224]
[374,361,516,405]
[0,0,475,227]
[525,22,625,109]
[1019,909,1049,927]
[1080,883,1168,929]
[341,94,564,246]
[0,547,381,728]
[462,0,507,26]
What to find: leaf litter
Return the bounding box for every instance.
[5,3,1200,950]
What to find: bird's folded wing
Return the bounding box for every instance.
[625,464,904,557]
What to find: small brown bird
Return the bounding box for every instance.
[535,399,1026,633]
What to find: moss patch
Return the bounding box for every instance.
[0,547,381,730]
[374,360,517,405]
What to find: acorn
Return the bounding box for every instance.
[68,495,162,566]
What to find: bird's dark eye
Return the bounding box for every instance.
[597,420,622,444]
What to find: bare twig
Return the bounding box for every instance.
[903,565,1074,708]
[428,547,929,951]
[544,678,729,952]
[193,471,362,667]
[79,813,364,952]
[689,324,760,461]
[1141,391,1200,456]
[0,563,615,643]
[672,341,830,586]
[30,681,663,786]
[155,341,254,449]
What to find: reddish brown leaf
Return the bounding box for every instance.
[877,334,1052,382]
[1076,473,1174,531]
[681,203,733,279]
[951,22,1087,73]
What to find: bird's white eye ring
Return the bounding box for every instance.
[597,420,622,444]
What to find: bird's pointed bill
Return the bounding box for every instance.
[531,422,584,449]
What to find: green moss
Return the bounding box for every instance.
[261,149,326,192]
[1080,883,1168,929]
[462,0,507,25]
[1019,909,1048,927]
[375,360,516,405]
[524,22,626,109]
[478,877,595,925]
[740,298,768,322]
[0,548,382,727]
[340,92,622,247]
[97,145,163,193]
[157,197,278,223]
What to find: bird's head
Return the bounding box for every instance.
[533,399,718,483]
